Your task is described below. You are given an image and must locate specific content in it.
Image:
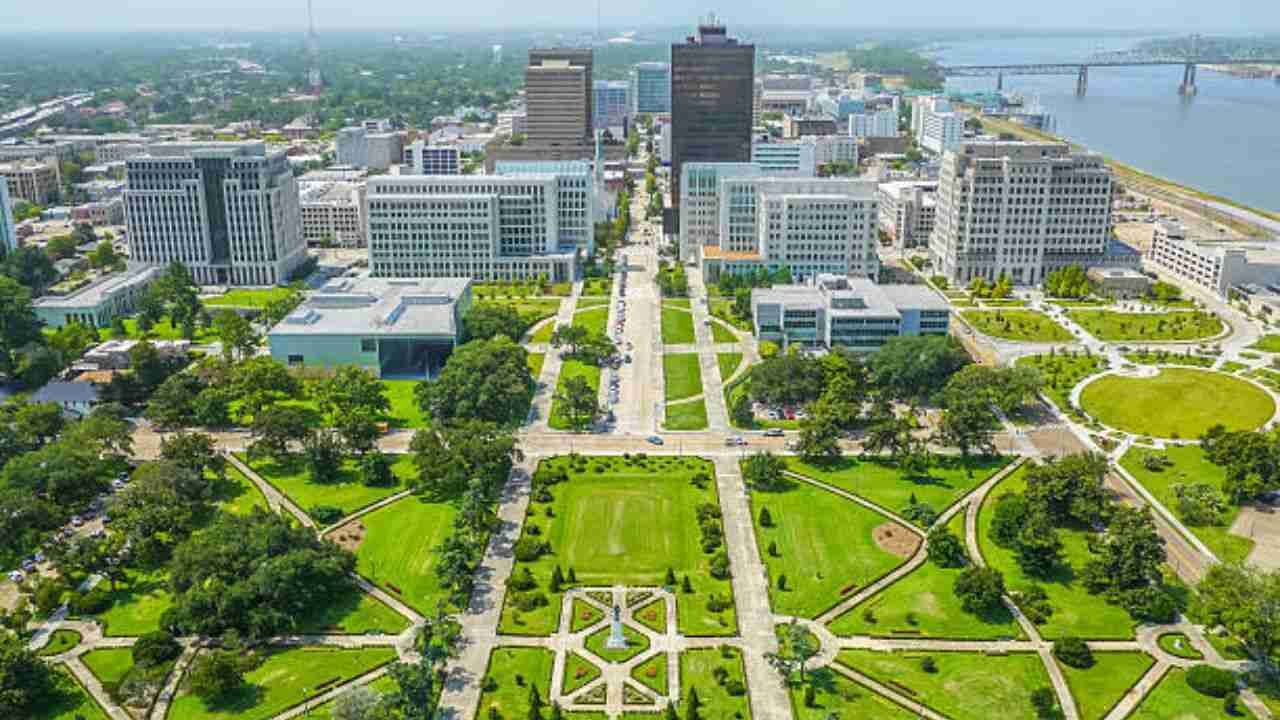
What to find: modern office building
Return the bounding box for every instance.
[1146,221,1280,297]
[630,62,671,114]
[299,181,365,247]
[752,274,950,350]
[525,48,593,148]
[493,160,596,255]
[335,127,404,171]
[403,141,461,175]
[782,114,837,139]
[911,96,949,137]
[124,142,307,286]
[929,141,1114,285]
[750,139,816,177]
[670,16,754,212]
[848,110,899,139]
[0,160,59,205]
[95,142,149,164]
[678,162,761,262]
[878,181,938,249]
[0,177,14,254]
[813,135,859,167]
[268,276,471,378]
[593,80,630,131]
[921,111,962,155]
[496,111,528,137]
[33,263,162,328]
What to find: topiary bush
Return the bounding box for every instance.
[1052,637,1094,669]
[1186,665,1236,698]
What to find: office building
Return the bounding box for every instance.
[670,16,754,211]
[403,141,461,175]
[752,274,950,350]
[0,160,59,205]
[497,111,528,137]
[782,114,837,139]
[71,198,125,226]
[678,162,761,262]
[848,110,899,139]
[929,141,1114,285]
[34,263,161,329]
[96,142,149,164]
[493,160,596,254]
[335,127,404,171]
[525,48,593,148]
[878,181,938,249]
[593,81,630,131]
[751,139,816,177]
[813,135,859,167]
[268,276,470,378]
[630,62,671,114]
[299,181,365,247]
[911,96,949,137]
[921,111,962,155]
[0,177,14,254]
[849,73,883,96]
[124,142,307,286]
[1146,221,1280,297]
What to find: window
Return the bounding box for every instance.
[361,339,378,353]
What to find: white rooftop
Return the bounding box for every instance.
[269,277,470,338]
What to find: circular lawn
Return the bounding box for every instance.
[1079,368,1275,438]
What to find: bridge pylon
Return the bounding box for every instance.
[1075,66,1088,97]
[1178,62,1198,95]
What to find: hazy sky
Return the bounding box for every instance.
[2,0,1274,33]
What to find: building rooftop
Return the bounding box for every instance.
[269,277,470,338]
[755,275,949,317]
[31,380,100,405]
[299,182,361,205]
[34,263,160,311]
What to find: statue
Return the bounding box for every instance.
[605,604,628,649]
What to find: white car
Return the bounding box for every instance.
[8,571,23,583]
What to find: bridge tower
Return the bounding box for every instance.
[1179,63,1198,95]
[996,72,1004,92]
[1075,66,1088,97]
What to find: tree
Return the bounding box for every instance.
[795,413,841,463]
[954,565,1006,614]
[867,335,970,402]
[386,658,437,719]
[926,526,967,568]
[942,365,1043,417]
[554,375,600,432]
[1030,686,1060,719]
[332,685,384,720]
[463,304,530,343]
[145,373,206,429]
[549,324,589,356]
[1024,453,1109,526]
[1196,562,1280,670]
[313,365,390,423]
[766,620,819,683]
[741,452,787,491]
[2,245,58,292]
[44,234,79,261]
[1044,265,1092,299]
[88,240,123,270]
[129,339,171,392]
[990,492,1029,547]
[248,404,311,461]
[109,460,210,564]
[188,650,243,701]
[212,309,258,361]
[1051,637,1094,669]
[422,336,534,426]
[360,451,395,488]
[409,420,520,499]
[937,398,997,462]
[45,322,99,365]
[1171,482,1228,526]
[1081,507,1166,596]
[303,428,345,484]
[0,634,56,716]
[0,277,43,376]
[232,356,301,420]
[1015,509,1064,578]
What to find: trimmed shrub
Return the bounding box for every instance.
[1052,637,1094,669]
[1186,665,1236,698]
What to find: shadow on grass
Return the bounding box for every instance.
[197,681,265,716]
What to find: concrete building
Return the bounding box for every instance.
[493,160,596,254]
[0,160,59,205]
[848,110,899,139]
[670,16,754,212]
[929,141,1114,285]
[750,139,816,177]
[1146,221,1280,297]
[593,80,630,131]
[336,127,404,171]
[124,142,307,286]
[403,141,461,175]
[911,96,948,137]
[33,263,161,328]
[366,167,590,283]
[71,198,125,226]
[878,181,938,249]
[680,163,879,280]
[758,89,811,117]
[849,73,883,96]
[752,274,950,350]
[0,177,14,254]
[496,111,528,137]
[813,135,859,167]
[526,48,593,148]
[921,111,962,155]
[268,276,471,378]
[630,62,671,114]
[1087,266,1150,299]
[299,181,365,247]
[659,121,672,165]
[782,114,837,139]
[95,142,149,164]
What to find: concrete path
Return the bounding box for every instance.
[226,451,315,529]
[527,284,582,431]
[687,265,732,432]
[321,489,414,536]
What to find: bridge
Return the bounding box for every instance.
[941,58,1280,96]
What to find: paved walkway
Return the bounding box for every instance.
[527,283,582,431]
[226,451,315,528]
[686,266,732,432]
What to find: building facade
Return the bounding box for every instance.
[878,181,938,249]
[750,139,816,177]
[0,177,14,254]
[593,81,630,131]
[71,198,125,226]
[403,141,461,175]
[921,111,962,155]
[526,48,593,148]
[782,114,837,139]
[33,263,161,328]
[0,161,59,205]
[336,128,404,171]
[630,62,671,114]
[848,110,898,139]
[813,135,859,167]
[300,182,366,247]
[1146,221,1280,297]
[929,141,1114,285]
[95,142,149,164]
[752,275,950,350]
[124,142,308,286]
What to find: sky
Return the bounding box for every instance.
[1,0,1274,33]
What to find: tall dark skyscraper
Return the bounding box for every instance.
[670,15,754,214]
[526,48,594,148]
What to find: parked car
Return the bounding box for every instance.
[646,435,665,446]
[70,515,84,527]
[763,428,784,437]
[8,571,22,583]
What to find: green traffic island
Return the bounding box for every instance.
[664,398,710,431]
[36,628,83,657]
[1079,368,1275,440]
[234,451,415,520]
[477,646,557,720]
[569,597,605,633]
[82,642,182,719]
[960,309,1075,342]
[32,666,113,720]
[346,493,462,617]
[660,304,696,344]
[1066,309,1225,342]
[716,353,745,384]
[663,353,704,402]
[1247,334,1280,353]
[562,652,603,696]
[789,664,918,719]
[1156,632,1204,660]
[1054,648,1158,720]
[497,455,738,638]
[584,624,650,664]
[632,598,667,634]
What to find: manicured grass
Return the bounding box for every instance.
[1119,444,1255,564]
[1016,352,1107,418]
[204,287,297,308]
[784,455,1011,521]
[980,298,1029,307]
[711,320,738,343]
[1205,631,1249,661]
[500,456,736,637]
[94,567,173,636]
[293,584,411,635]
[573,306,610,336]
[584,624,649,663]
[167,646,396,720]
[549,359,601,431]
[829,513,1021,639]
[663,353,703,401]
[35,668,109,720]
[351,496,460,616]
[1080,369,1274,438]
[837,649,1053,720]
[215,465,270,516]
[582,277,614,297]
[1067,309,1224,342]
[1058,652,1156,720]
[527,353,546,379]
[978,467,1136,639]
[563,652,602,695]
[681,648,751,719]
[570,598,604,632]
[1222,361,1247,374]
[527,319,557,344]
[665,399,708,431]
[382,380,430,429]
[1124,349,1215,368]
[631,652,668,696]
[309,676,398,720]
[238,452,412,517]
[1248,334,1280,353]
[791,667,915,719]
[717,353,744,382]
[37,629,82,656]
[750,477,907,618]
[710,299,753,332]
[1157,633,1203,660]
[664,298,692,309]
[1131,668,1252,719]
[961,310,1073,342]
[81,647,135,686]
[633,598,666,634]
[105,317,218,344]
[477,647,555,720]
[661,306,696,344]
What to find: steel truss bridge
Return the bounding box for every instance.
[941,58,1280,96]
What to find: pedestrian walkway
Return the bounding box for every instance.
[527,284,582,431]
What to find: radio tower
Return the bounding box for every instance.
[306,0,322,95]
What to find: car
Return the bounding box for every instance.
[763,428,784,437]
[646,435,665,446]
[33,552,44,563]
[8,571,22,583]
[624,355,632,364]
[112,479,126,490]
[20,560,34,572]
[101,515,111,525]
[70,515,84,527]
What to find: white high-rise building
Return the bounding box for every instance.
[847,110,898,139]
[878,181,938,249]
[124,142,307,286]
[336,127,403,171]
[751,139,817,177]
[0,176,15,255]
[403,141,461,175]
[929,141,1114,285]
[921,112,962,155]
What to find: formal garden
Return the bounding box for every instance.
[960,310,1074,342]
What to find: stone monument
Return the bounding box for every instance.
[605,604,628,649]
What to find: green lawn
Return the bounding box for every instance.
[81,647,135,686]
[309,676,398,720]
[1015,352,1107,418]
[478,647,555,720]
[527,353,546,378]
[1157,633,1203,660]
[35,668,109,720]
[582,277,614,297]
[829,513,1021,639]
[167,646,396,720]
[663,353,703,401]
[527,319,557,344]
[204,287,297,308]
[978,467,1136,639]
[784,455,1011,521]
[1058,652,1156,720]
[837,649,1053,719]
[961,310,1074,342]
[499,456,737,637]
[93,568,173,636]
[710,299,753,332]
[352,496,459,615]
[664,298,692,309]
[37,629,82,656]
[215,465,270,516]
[791,667,915,719]
[1248,334,1280,353]
[711,320,738,343]
[238,452,413,517]
[661,306,696,344]
[572,306,610,336]
[382,380,430,429]
[1119,445,1255,564]
[565,652,603,696]
[293,585,411,635]
[1080,369,1274,438]
[1131,668,1253,719]
[631,653,668,696]
[1067,310,1224,342]
[105,317,218,344]
[1124,350,1215,368]
[751,477,908,618]
[682,648,752,719]
[584,625,649,663]
[717,353,744,382]
[664,399,709,431]
[549,360,601,431]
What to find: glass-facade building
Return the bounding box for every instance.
[629,62,671,114]
[592,81,630,131]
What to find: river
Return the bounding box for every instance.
[936,34,1280,214]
